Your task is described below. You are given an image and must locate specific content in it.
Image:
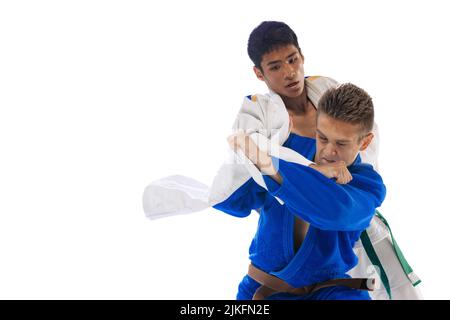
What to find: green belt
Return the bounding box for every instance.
[360,210,421,300]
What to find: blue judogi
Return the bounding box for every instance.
[212,133,386,300]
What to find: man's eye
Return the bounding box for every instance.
[270,65,280,71]
[337,143,346,147]
[289,57,298,64]
[319,137,327,142]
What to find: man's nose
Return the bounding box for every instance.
[283,63,296,80]
[324,143,338,156]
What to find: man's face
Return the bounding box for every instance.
[254,44,305,98]
[315,113,373,166]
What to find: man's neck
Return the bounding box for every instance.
[280,87,317,138]
[280,87,310,115]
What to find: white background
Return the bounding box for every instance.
[1,0,449,299]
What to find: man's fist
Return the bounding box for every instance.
[227,131,276,175]
[310,161,353,184]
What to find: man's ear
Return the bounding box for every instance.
[359,132,374,152]
[253,66,265,81]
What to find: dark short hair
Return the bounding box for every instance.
[317,83,374,137]
[247,21,302,71]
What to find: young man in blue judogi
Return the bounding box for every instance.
[215,83,386,300]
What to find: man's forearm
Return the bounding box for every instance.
[266,171,283,184]
[230,132,284,185]
[254,152,283,185]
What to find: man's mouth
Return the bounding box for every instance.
[286,81,300,88]
[321,157,336,164]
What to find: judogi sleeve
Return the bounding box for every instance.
[212,178,267,218]
[262,157,386,231]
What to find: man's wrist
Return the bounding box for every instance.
[255,152,273,172]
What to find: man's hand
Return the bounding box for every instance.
[309,161,353,184]
[227,131,277,176]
